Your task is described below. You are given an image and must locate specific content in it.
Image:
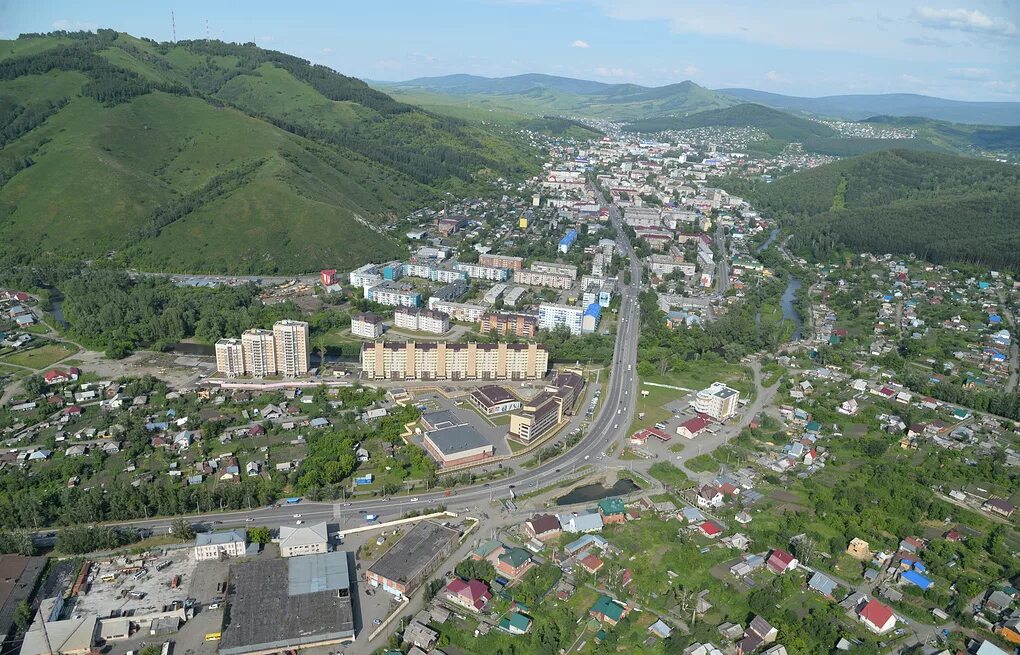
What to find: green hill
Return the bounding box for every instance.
[861,115,1020,160]
[626,103,837,142]
[378,75,737,120]
[0,30,538,274]
[725,150,1020,272]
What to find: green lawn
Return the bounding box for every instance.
[685,454,721,473]
[648,462,690,487]
[0,342,76,369]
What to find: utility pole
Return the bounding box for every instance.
[171,11,176,43]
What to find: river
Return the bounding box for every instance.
[756,227,780,255]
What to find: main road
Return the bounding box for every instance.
[60,204,647,539]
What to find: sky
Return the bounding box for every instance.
[2,0,1018,100]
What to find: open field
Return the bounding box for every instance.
[0,342,77,369]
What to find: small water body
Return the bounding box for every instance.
[50,298,68,327]
[555,478,640,506]
[781,276,804,341]
[756,227,780,255]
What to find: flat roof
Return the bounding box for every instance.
[426,424,492,455]
[421,409,462,430]
[368,521,459,586]
[220,554,354,655]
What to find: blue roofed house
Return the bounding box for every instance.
[901,569,933,590]
[559,512,604,534]
[808,572,838,598]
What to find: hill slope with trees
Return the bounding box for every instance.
[721,150,1020,272]
[0,30,539,274]
[626,103,837,142]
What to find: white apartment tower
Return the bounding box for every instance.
[273,320,310,377]
[241,329,277,378]
[215,338,245,377]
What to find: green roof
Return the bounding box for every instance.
[499,612,532,632]
[499,547,531,568]
[590,594,625,622]
[473,539,503,558]
[597,497,626,515]
[805,420,822,432]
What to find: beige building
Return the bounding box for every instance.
[277,522,329,558]
[215,338,245,377]
[694,382,740,420]
[241,329,277,378]
[513,269,573,290]
[361,341,547,381]
[194,530,247,561]
[274,320,310,377]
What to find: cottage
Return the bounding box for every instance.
[524,514,562,541]
[766,549,797,574]
[858,599,896,634]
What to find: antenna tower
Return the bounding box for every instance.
[171,11,176,43]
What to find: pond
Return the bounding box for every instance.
[781,276,804,341]
[555,478,640,506]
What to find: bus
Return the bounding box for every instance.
[204,633,221,642]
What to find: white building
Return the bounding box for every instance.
[349,263,382,290]
[694,382,739,420]
[394,307,450,334]
[277,522,329,558]
[504,286,527,307]
[538,303,585,335]
[483,284,509,305]
[366,281,422,308]
[351,312,384,339]
[273,320,310,377]
[215,338,245,377]
[454,262,510,281]
[194,530,247,561]
[427,298,486,323]
[241,329,277,378]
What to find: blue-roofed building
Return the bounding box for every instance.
[901,569,933,590]
[581,303,601,334]
[564,534,608,556]
[558,229,578,254]
[808,572,838,597]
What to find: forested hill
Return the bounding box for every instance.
[0,30,539,274]
[722,150,1020,272]
[626,103,837,142]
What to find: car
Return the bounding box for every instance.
[508,484,515,489]
[245,517,254,522]
[295,520,304,524]
[554,468,561,473]
[359,509,367,514]
[584,455,590,461]
[293,514,302,518]
[213,520,222,524]
[372,618,382,626]
[343,503,352,507]
[410,497,419,502]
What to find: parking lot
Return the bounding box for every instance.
[73,548,197,620]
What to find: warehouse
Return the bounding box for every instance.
[423,423,496,467]
[219,552,354,655]
[366,521,460,598]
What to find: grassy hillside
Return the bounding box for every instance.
[379,76,737,120]
[723,150,1020,272]
[0,30,539,274]
[626,103,836,141]
[861,115,1020,161]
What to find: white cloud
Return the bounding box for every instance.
[684,65,699,76]
[571,39,591,48]
[764,70,789,83]
[321,47,334,55]
[51,19,97,32]
[948,66,992,80]
[912,6,1016,36]
[594,66,632,78]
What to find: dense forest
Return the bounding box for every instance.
[717,150,1020,272]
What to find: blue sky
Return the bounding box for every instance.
[2,0,1018,100]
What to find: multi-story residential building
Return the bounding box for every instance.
[591,253,608,278]
[381,261,404,281]
[403,261,466,284]
[351,312,384,339]
[694,382,740,420]
[479,253,524,271]
[360,342,548,381]
[483,284,508,305]
[481,312,538,338]
[349,263,382,290]
[558,229,578,254]
[538,303,585,335]
[514,269,573,290]
[623,206,661,228]
[274,320,310,377]
[454,262,509,282]
[503,286,527,307]
[648,254,696,278]
[394,307,450,334]
[366,280,422,308]
[241,329,277,378]
[215,338,245,377]
[427,298,486,323]
[529,261,578,280]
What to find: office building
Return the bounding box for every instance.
[361,341,548,381]
[694,382,740,420]
[241,329,277,378]
[351,312,384,339]
[470,385,522,416]
[194,530,248,561]
[479,253,524,271]
[581,303,601,334]
[394,307,450,334]
[508,370,583,444]
[274,320,310,377]
[215,338,245,377]
[481,312,538,338]
[277,523,329,558]
[365,280,422,308]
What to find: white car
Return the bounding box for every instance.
[410,497,419,502]
[295,520,304,525]
[293,514,302,518]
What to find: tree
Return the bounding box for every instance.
[23,375,45,399]
[170,518,194,540]
[248,526,271,544]
[13,601,32,631]
[454,558,495,582]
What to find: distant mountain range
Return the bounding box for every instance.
[379,74,1020,126]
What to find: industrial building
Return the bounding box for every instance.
[694,382,740,420]
[219,552,354,655]
[360,341,548,381]
[0,555,46,652]
[366,521,460,598]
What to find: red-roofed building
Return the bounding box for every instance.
[699,520,723,538]
[444,578,492,612]
[248,424,266,437]
[579,554,604,574]
[320,269,338,286]
[619,569,633,588]
[944,530,962,542]
[678,416,710,439]
[858,599,896,634]
[63,405,82,417]
[766,549,798,574]
[629,427,672,444]
[43,369,73,385]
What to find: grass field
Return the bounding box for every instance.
[648,462,690,487]
[0,342,76,369]
[685,453,721,473]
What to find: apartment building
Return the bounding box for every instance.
[351,312,384,339]
[454,262,510,282]
[360,341,548,381]
[623,206,662,228]
[483,284,508,305]
[648,254,695,278]
[538,303,584,335]
[695,382,740,421]
[394,307,450,334]
[241,329,278,378]
[479,253,524,271]
[529,261,578,280]
[504,286,527,307]
[366,280,422,308]
[514,269,573,290]
[349,263,382,290]
[427,298,486,323]
[480,312,538,338]
[591,253,608,278]
[274,320,310,377]
[215,338,245,377]
[403,261,466,284]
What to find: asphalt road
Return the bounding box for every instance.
[58,203,646,539]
